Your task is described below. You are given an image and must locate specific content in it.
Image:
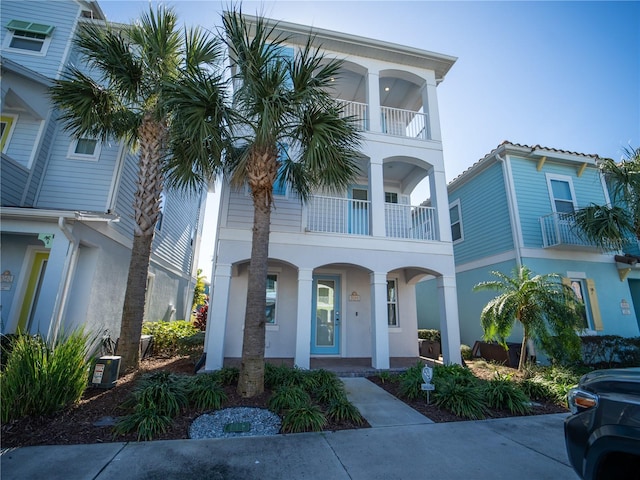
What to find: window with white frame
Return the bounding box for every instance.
[449,200,463,243]
[1,114,18,153]
[547,175,576,214]
[67,137,101,160]
[387,279,398,327]
[266,273,278,324]
[569,278,593,330]
[155,192,166,232]
[5,19,55,54]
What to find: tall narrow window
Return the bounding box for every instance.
[0,114,18,153]
[449,200,463,242]
[548,177,576,214]
[266,274,278,324]
[570,279,592,330]
[387,279,398,327]
[155,192,166,232]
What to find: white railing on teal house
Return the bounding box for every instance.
[540,212,593,248]
[381,106,429,140]
[306,195,437,240]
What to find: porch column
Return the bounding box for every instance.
[367,70,381,133]
[294,268,313,369]
[369,158,386,237]
[421,75,441,141]
[428,165,452,242]
[437,275,462,365]
[205,263,232,371]
[30,232,72,339]
[370,271,390,369]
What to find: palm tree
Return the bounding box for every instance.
[222,11,362,397]
[573,146,639,250]
[50,7,228,372]
[473,266,583,370]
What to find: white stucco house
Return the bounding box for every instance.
[204,15,462,371]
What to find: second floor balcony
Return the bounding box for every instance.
[307,195,437,241]
[337,100,430,140]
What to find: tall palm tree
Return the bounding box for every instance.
[51,7,228,372]
[473,266,583,370]
[222,11,362,397]
[573,146,639,250]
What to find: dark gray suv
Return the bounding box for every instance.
[564,367,640,480]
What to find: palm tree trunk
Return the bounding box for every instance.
[117,114,165,373]
[518,332,528,371]
[237,195,271,397]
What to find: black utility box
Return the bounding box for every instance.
[91,356,121,388]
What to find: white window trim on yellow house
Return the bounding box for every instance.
[1,113,18,153]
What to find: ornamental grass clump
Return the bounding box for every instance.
[268,385,311,413]
[264,363,305,388]
[398,361,427,400]
[327,397,364,425]
[433,378,487,420]
[282,404,327,433]
[483,372,531,415]
[187,373,228,410]
[1,329,97,422]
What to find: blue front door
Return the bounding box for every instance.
[311,275,341,355]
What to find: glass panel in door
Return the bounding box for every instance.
[311,275,340,354]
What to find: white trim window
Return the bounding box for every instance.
[4,19,55,55]
[387,279,398,327]
[546,174,577,214]
[155,192,166,232]
[0,114,18,153]
[449,199,463,243]
[67,137,101,161]
[266,273,278,324]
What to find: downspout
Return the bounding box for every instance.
[495,153,523,268]
[49,217,79,341]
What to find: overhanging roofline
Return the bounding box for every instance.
[0,207,119,223]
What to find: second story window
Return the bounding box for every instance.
[5,19,54,55]
[449,200,463,243]
[385,192,398,203]
[67,137,101,161]
[547,175,576,214]
[1,114,18,153]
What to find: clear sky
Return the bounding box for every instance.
[99,0,640,280]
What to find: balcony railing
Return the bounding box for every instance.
[381,106,429,140]
[306,195,437,241]
[337,99,368,131]
[540,212,595,248]
[385,203,437,240]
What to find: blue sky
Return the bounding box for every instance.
[99,0,640,278]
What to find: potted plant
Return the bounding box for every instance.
[418,329,441,359]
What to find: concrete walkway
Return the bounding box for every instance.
[1,378,578,480]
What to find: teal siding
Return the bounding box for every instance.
[36,131,119,211]
[0,1,80,79]
[449,162,513,265]
[0,157,28,205]
[510,156,608,248]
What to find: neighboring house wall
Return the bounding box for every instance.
[417,142,640,352]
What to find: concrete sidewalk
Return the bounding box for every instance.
[1,378,578,480]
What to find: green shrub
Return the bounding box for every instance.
[268,385,310,413]
[434,378,487,420]
[282,404,326,433]
[483,373,531,415]
[581,335,640,368]
[433,363,476,388]
[187,374,227,410]
[210,367,239,386]
[302,368,340,392]
[327,398,364,425]
[418,329,441,342]
[460,344,473,361]
[399,361,427,400]
[125,371,189,417]
[264,363,305,388]
[313,382,345,404]
[519,376,556,402]
[1,329,97,422]
[141,321,199,357]
[113,403,172,441]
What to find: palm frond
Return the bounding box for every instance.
[573,204,634,251]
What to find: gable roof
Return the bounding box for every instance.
[448,141,601,192]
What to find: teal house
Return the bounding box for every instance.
[417,141,640,349]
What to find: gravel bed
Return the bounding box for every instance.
[189,407,282,439]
